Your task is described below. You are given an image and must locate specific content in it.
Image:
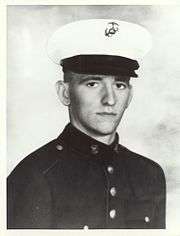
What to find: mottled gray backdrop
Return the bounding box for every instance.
[7,5,180,230]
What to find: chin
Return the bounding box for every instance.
[88,122,118,136]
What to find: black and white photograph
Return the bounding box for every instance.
[3,3,180,233]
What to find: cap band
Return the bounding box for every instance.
[61,55,139,77]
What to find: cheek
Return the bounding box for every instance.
[69,88,93,112]
[116,92,130,109]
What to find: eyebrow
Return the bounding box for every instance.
[77,75,130,84]
[78,76,102,84]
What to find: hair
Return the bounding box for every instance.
[63,71,73,83]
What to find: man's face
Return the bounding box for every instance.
[65,71,132,137]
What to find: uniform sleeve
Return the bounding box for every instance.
[153,165,166,229]
[7,164,52,229]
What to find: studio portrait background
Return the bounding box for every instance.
[7,5,180,230]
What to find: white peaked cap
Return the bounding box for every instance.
[47,19,152,64]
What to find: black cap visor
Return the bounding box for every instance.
[61,55,139,78]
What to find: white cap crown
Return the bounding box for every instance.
[47,19,152,64]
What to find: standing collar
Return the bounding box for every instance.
[58,123,120,157]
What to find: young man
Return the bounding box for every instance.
[7,19,166,229]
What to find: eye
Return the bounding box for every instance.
[86,82,99,88]
[115,82,127,90]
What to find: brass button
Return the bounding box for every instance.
[56,144,63,151]
[109,209,116,219]
[83,225,89,230]
[144,216,150,223]
[107,166,114,174]
[110,187,116,196]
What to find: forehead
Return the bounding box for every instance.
[65,71,130,83]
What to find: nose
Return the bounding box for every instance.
[101,84,116,106]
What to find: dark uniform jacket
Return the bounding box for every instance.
[7,123,166,229]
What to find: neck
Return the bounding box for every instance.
[70,122,116,145]
[91,133,116,145]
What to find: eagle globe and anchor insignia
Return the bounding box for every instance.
[105,22,119,37]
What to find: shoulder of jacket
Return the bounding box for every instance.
[118,144,166,180]
[8,137,66,180]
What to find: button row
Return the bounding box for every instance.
[107,166,116,219]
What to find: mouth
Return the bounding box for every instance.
[96,112,117,116]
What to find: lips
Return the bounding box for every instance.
[96,112,117,116]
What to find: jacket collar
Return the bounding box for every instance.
[58,123,120,157]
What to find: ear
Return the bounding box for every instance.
[126,85,133,108]
[55,80,70,106]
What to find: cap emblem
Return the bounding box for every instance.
[105,22,119,37]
